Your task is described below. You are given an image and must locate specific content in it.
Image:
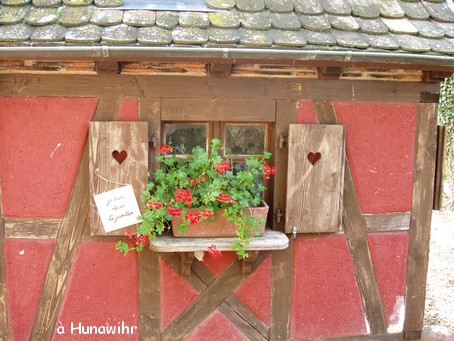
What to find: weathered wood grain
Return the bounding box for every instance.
[0,74,439,102]
[139,97,160,173]
[270,241,293,340]
[364,212,410,232]
[403,101,438,337]
[286,124,345,233]
[161,98,275,122]
[0,179,10,341]
[313,100,387,334]
[4,218,60,239]
[30,144,90,340]
[433,125,446,210]
[89,121,148,236]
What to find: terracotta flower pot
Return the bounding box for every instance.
[172,201,269,238]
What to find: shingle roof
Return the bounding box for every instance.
[0,0,454,59]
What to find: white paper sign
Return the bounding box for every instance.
[93,185,142,233]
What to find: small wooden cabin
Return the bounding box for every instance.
[1,0,454,340]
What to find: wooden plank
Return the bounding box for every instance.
[0,74,439,102]
[162,252,268,340]
[403,101,438,336]
[139,97,161,173]
[138,249,161,341]
[149,229,288,252]
[4,218,60,239]
[161,98,275,122]
[0,179,10,340]
[285,124,345,233]
[364,212,410,232]
[89,121,148,236]
[433,125,446,210]
[297,333,403,341]
[273,100,298,231]
[270,240,293,340]
[30,144,90,340]
[313,100,387,334]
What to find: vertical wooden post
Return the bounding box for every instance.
[0,178,10,340]
[404,96,438,340]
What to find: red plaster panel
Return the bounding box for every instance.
[118,98,139,121]
[185,309,247,341]
[203,251,237,277]
[334,102,417,213]
[5,239,55,341]
[291,235,367,339]
[368,232,409,332]
[0,97,97,218]
[54,241,139,340]
[234,253,272,325]
[160,256,199,329]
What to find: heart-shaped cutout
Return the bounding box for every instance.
[307,152,321,166]
[112,150,127,165]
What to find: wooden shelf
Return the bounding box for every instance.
[149,229,289,253]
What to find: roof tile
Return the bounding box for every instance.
[156,11,178,29]
[236,0,265,13]
[425,37,454,54]
[356,17,389,34]
[300,14,331,32]
[94,0,122,7]
[377,0,405,19]
[265,0,294,13]
[59,6,92,26]
[207,26,239,43]
[123,10,156,27]
[62,0,92,6]
[65,23,101,42]
[137,26,171,45]
[381,17,418,34]
[399,1,430,20]
[102,23,137,44]
[25,7,58,26]
[327,14,359,31]
[270,12,301,30]
[303,29,336,45]
[90,8,122,26]
[239,27,273,46]
[208,10,240,29]
[172,26,207,44]
[321,0,351,16]
[240,11,271,30]
[422,1,454,23]
[271,29,306,46]
[1,0,30,6]
[346,0,380,19]
[331,29,369,48]
[411,19,445,38]
[30,23,66,41]
[179,11,209,28]
[205,0,235,10]
[32,0,61,7]
[0,4,30,24]
[0,22,32,40]
[390,32,431,51]
[433,20,454,38]
[363,32,399,49]
[294,0,324,15]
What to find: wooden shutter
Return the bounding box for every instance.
[285,124,346,233]
[89,122,148,236]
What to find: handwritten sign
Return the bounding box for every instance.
[93,185,142,233]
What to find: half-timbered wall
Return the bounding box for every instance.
[0,72,438,341]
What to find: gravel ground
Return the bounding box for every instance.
[423,209,454,339]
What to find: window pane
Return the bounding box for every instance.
[165,123,207,154]
[225,124,265,156]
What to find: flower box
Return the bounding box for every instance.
[172,201,269,238]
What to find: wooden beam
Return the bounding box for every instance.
[313,100,387,334]
[433,126,446,210]
[0,179,10,340]
[0,74,439,102]
[270,239,293,340]
[403,100,438,337]
[208,63,233,77]
[364,212,410,232]
[4,218,60,239]
[30,144,90,340]
[95,61,120,74]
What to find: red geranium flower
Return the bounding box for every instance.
[135,234,150,247]
[185,212,202,225]
[215,161,231,174]
[217,193,231,203]
[158,145,171,154]
[175,188,193,206]
[148,201,163,210]
[167,204,182,217]
[263,163,277,180]
[201,209,213,219]
[207,244,222,258]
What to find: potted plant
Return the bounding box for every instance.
[116,138,276,259]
